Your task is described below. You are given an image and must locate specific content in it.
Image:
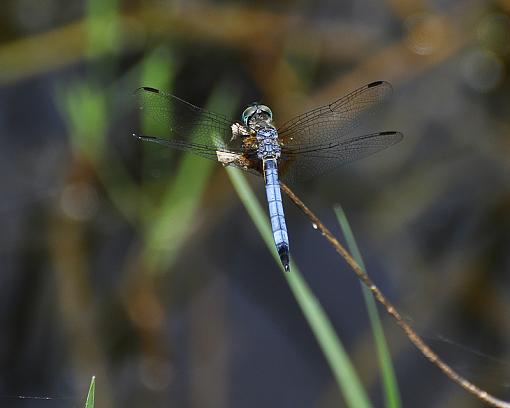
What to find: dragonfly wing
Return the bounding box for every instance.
[135,86,247,155]
[135,134,262,177]
[277,81,393,148]
[279,131,403,184]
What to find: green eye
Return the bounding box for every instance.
[241,104,273,126]
[259,105,273,120]
[241,106,257,126]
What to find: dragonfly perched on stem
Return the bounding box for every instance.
[133,81,403,271]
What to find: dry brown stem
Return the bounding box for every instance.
[280,182,510,408]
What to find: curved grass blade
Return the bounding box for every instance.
[226,167,372,408]
[85,376,95,408]
[141,84,239,272]
[335,205,401,408]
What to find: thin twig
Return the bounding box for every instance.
[280,182,510,408]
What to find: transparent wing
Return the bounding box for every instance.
[277,81,393,148]
[134,84,401,182]
[134,86,261,174]
[135,86,246,153]
[135,134,262,177]
[279,131,403,184]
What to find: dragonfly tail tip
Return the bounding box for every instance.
[278,245,290,272]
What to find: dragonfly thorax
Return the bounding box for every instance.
[256,127,281,160]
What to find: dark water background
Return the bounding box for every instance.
[0,0,509,407]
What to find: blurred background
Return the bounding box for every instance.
[1,0,509,407]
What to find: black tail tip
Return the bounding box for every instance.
[277,245,290,272]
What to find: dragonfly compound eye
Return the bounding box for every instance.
[242,104,273,126]
[257,105,273,121]
[241,106,258,126]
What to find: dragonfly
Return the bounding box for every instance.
[133,81,403,272]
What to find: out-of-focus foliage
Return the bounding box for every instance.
[1,0,509,407]
[336,205,401,408]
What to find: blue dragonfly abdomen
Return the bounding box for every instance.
[264,158,290,271]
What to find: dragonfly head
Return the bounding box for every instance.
[241,103,273,128]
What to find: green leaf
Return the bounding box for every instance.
[55,82,139,221]
[86,0,120,59]
[85,376,95,408]
[334,205,401,408]
[140,84,239,273]
[227,167,372,408]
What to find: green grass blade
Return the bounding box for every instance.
[85,0,120,60]
[139,48,175,139]
[141,144,216,271]
[84,376,95,408]
[334,205,401,408]
[141,85,239,272]
[55,83,140,221]
[227,167,372,408]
